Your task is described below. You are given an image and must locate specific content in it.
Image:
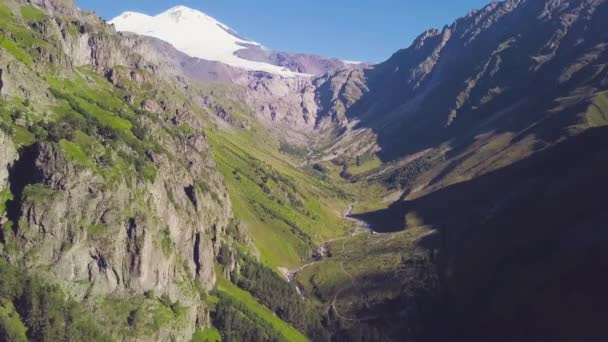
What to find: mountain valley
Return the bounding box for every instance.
[1,0,607,341]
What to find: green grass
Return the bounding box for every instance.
[0,3,54,66]
[215,275,309,342]
[0,97,41,148]
[160,229,173,257]
[348,155,382,176]
[0,3,13,21]
[59,139,99,171]
[0,32,33,66]
[192,327,222,342]
[49,74,134,131]
[208,126,352,269]
[586,91,608,128]
[99,294,188,338]
[22,184,56,204]
[20,5,47,22]
[296,226,436,313]
[0,188,14,216]
[0,302,28,342]
[42,69,160,183]
[11,126,35,147]
[87,223,108,240]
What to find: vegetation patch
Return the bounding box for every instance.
[99,293,187,339]
[0,4,54,66]
[160,228,173,257]
[0,32,33,66]
[191,327,222,342]
[235,256,329,341]
[209,127,351,268]
[296,226,439,319]
[384,150,446,189]
[20,5,47,22]
[22,184,56,204]
[0,259,111,341]
[0,189,13,216]
[213,275,309,342]
[585,91,608,128]
[0,301,27,342]
[347,154,382,176]
[60,139,98,171]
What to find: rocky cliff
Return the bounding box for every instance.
[0,0,235,340]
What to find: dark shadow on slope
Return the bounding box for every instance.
[352,126,608,341]
[350,204,405,233]
[5,144,42,226]
[341,0,608,163]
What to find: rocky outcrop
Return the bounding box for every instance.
[0,1,235,340]
[0,131,17,228]
[245,76,319,130]
[7,124,231,340]
[29,0,77,16]
[0,132,16,186]
[0,49,49,101]
[314,67,368,127]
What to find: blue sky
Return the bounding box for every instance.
[76,0,491,63]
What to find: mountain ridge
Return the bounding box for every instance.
[110,5,351,77]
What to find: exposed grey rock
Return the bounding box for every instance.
[0,131,17,224]
[0,49,50,102]
[0,1,236,339]
[9,125,231,340]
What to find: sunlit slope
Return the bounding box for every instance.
[207,123,352,268]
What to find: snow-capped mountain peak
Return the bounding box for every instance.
[163,6,213,24]
[110,6,302,77]
[166,5,193,13]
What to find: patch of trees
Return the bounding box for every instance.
[235,257,330,341]
[0,259,110,341]
[385,151,446,189]
[212,294,283,342]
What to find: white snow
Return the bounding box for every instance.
[343,60,364,65]
[110,6,306,77]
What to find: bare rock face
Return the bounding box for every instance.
[29,0,76,16]
[0,131,17,225]
[0,132,16,182]
[0,49,49,101]
[204,66,369,148]
[8,129,230,340]
[314,68,368,127]
[245,76,319,130]
[0,1,233,340]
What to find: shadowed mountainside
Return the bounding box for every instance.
[336,0,608,162]
[354,125,608,341]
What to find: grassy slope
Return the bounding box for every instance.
[215,275,309,342]
[586,91,608,127]
[191,327,222,342]
[295,226,435,310]
[208,122,353,269]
